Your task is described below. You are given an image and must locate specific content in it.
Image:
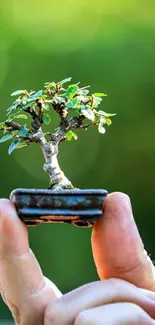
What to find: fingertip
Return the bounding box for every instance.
[0,198,29,257]
[105,192,131,205]
[103,192,132,219]
[0,198,15,215]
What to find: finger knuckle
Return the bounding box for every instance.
[103,277,126,294]
[74,311,94,325]
[44,301,62,325]
[127,302,147,322]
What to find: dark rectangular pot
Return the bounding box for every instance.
[10,188,108,227]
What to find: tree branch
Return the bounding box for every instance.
[24,106,38,119]
[5,121,22,130]
[79,122,98,130]
[4,121,42,144]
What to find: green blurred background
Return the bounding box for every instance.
[0,0,155,321]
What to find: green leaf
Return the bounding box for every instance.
[29,91,35,95]
[98,110,116,117]
[8,139,21,155]
[0,122,5,129]
[105,118,112,126]
[59,77,72,85]
[93,96,102,108]
[14,114,27,119]
[7,113,17,121]
[18,126,28,137]
[7,104,17,114]
[93,93,107,97]
[56,96,65,103]
[77,89,89,95]
[27,90,43,102]
[43,113,51,125]
[106,113,116,117]
[66,85,79,99]
[78,95,89,103]
[66,101,73,109]
[16,141,28,149]
[0,134,13,143]
[11,90,26,96]
[81,108,95,121]
[66,98,80,110]
[42,103,50,111]
[98,117,106,134]
[97,110,107,116]
[65,130,78,141]
[33,90,43,98]
[12,130,19,136]
[72,98,80,107]
[98,125,106,134]
[44,82,56,90]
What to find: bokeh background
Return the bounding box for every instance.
[0,0,155,322]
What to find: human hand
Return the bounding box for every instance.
[0,193,155,324]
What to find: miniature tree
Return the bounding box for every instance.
[0,78,115,190]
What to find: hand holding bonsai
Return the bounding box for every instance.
[0,193,155,324]
[0,79,155,324]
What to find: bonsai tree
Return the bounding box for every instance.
[0,78,115,190]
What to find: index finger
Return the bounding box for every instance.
[0,199,61,323]
[91,192,155,290]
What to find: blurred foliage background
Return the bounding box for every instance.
[0,0,155,321]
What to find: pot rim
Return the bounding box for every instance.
[10,188,108,198]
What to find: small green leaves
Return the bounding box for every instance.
[77,89,89,96]
[59,77,72,85]
[66,98,80,110]
[65,130,78,141]
[0,78,116,161]
[16,141,28,149]
[11,90,26,97]
[33,90,43,98]
[93,96,103,108]
[98,111,116,117]
[43,113,51,125]
[7,105,17,114]
[18,126,28,137]
[27,90,43,102]
[13,114,27,119]
[98,125,106,134]
[44,81,56,90]
[93,93,107,97]
[0,134,13,143]
[66,102,73,109]
[7,113,28,121]
[105,118,112,126]
[81,107,95,121]
[8,139,21,155]
[0,122,5,129]
[98,117,106,134]
[66,85,79,99]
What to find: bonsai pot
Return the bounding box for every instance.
[10,188,108,227]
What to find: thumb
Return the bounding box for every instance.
[91,192,155,290]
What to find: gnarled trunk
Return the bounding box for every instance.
[41,142,74,190]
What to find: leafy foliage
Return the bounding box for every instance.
[0,134,13,143]
[8,139,21,155]
[43,113,51,125]
[65,130,78,141]
[0,77,115,154]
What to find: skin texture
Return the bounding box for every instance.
[0,193,155,324]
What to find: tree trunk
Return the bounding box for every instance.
[41,142,74,190]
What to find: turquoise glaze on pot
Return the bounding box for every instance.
[10,189,108,227]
